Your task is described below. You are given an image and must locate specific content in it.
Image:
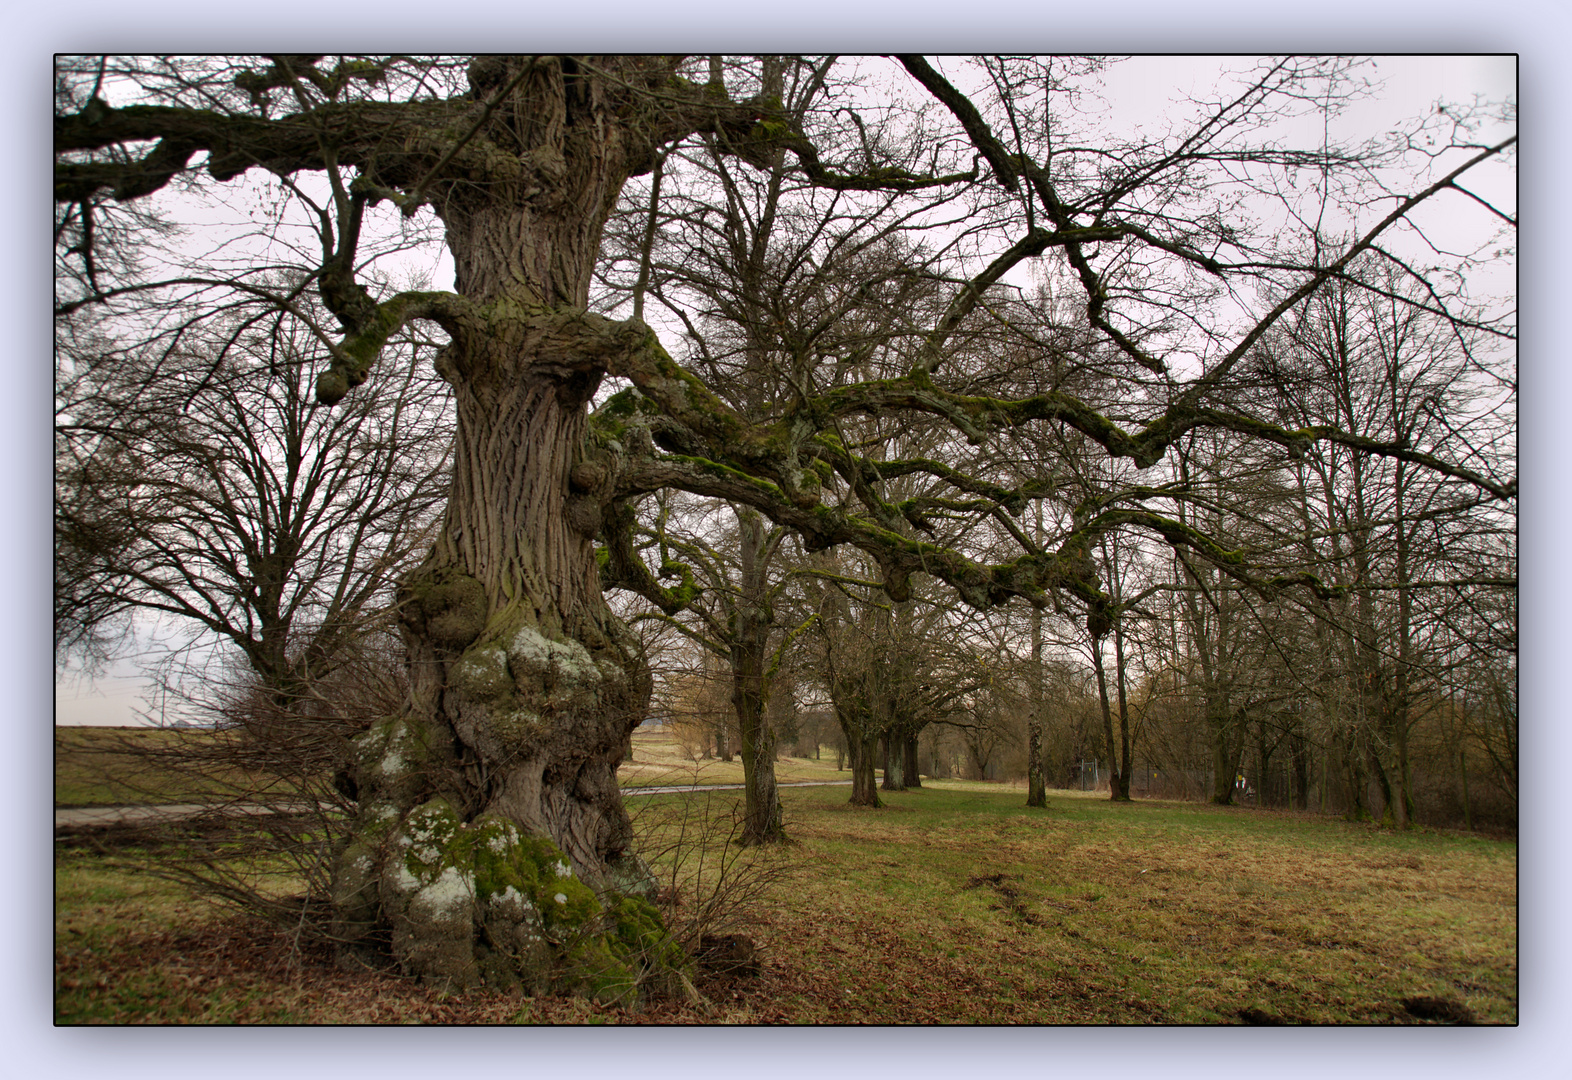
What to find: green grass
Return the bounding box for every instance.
[54,727,246,807]
[732,782,1516,1023]
[56,731,1516,1024]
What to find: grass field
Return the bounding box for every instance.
[55,728,1516,1024]
[54,725,843,805]
[55,726,245,807]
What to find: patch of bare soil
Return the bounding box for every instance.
[963,872,1049,928]
[1402,995,1477,1024]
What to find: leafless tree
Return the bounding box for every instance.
[56,305,451,701]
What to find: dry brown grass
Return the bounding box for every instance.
[616,729,847,788]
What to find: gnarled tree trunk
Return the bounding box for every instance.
[329,59,675,996]
[839,706,882,807]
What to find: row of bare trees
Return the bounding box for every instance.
[626,254,1515,832]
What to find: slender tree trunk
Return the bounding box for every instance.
[731,508,784,843]
[1026,600,1047,807]
[1343,724,1371,821]
[1368,740,1396,827]
[1092,639,1127,801]
[1289,727,1310,811]
[1253,717,1271,808]
[1392,460,1417,828]
[1320,741,1330,815]
[1460,745,1473,830]
[1111,618,1134,802]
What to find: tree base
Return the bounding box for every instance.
[330,716,685,1003]
[332,795,687,1002]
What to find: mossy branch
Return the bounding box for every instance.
[316,290,472,404]
[765,614,819,682]
[596,501,705,616]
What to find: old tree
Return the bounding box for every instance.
[55,55,1515,994]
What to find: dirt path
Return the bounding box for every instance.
[54,802,309,828]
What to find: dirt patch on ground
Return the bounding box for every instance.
[1402,994,1478,1024]
[963,872,1050,928]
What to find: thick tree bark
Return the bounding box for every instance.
[902,734,922,790]
[327,59,688,995]
[730,625,777,842]
[733,660,781,842]
[841,708,882,807]
[1209,700,1245,806]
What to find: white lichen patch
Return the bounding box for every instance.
[378,744,406,778]
[554,893,568,905]
[389,853,421,893]
[487,885,537,925]
[553,860,573,878]
[412,865,475,918]
[508,625,597,688]
[373,719,424,780]
[387,831,422,893]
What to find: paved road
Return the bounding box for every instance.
[56,780,853,828]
